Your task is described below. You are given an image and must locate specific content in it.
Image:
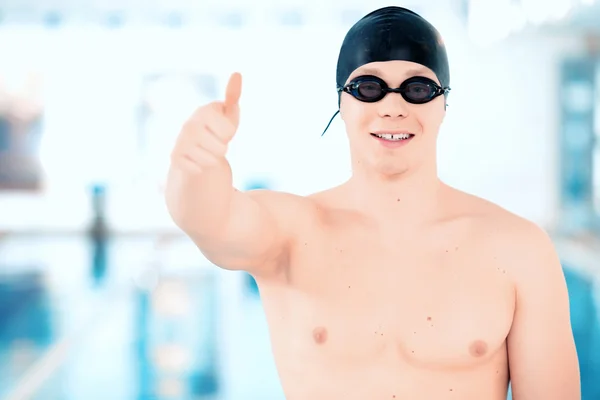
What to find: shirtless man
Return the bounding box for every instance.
[165,6,580,400]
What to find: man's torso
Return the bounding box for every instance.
[253,187,519,400]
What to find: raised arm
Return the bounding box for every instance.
[165,73,291,276]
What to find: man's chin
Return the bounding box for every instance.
[365,159,412,180]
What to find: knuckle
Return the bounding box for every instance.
[181,123,195,135]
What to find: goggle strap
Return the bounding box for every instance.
[321,110,340,136]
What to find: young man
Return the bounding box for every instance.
[165,6,580,400]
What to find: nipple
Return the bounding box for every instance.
[312,327,328,344]
[469,340,488,357]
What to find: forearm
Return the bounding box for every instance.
[165,158,235,238]
[164,72,283,272]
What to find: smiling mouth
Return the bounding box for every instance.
[371,132,415,141]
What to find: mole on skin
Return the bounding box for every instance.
[469,340,488,357]
[313,327,328,344]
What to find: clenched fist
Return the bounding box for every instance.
[170,72,242,173]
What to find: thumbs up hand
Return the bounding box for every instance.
[170,72,243,174]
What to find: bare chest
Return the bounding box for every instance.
[261,227,515,370]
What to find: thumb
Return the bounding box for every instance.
[224,72,242,126]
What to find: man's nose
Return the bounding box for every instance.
[377,92,409,118]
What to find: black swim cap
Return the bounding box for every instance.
[321,6,450,135]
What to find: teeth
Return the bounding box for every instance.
[374,133,411,141]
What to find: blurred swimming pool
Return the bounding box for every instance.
[0,237,598,400]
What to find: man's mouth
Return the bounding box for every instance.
[371,132,415,141]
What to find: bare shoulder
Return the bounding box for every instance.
[244,188,311,212]
[453,189,560,280]
[242,186,331,230]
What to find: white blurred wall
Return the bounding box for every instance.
[0,9,589,233]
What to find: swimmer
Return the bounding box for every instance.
[165,6,580,400]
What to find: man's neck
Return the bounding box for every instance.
[344,166,446,229]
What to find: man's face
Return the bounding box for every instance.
[339,60,446,178]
